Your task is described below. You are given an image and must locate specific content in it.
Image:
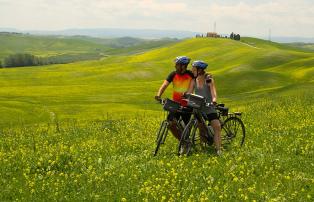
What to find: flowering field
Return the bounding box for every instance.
[1,87,313,201]
[0,37,313,201]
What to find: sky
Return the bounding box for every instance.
[1,0,314,37]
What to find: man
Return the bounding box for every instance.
[155,56,194,140]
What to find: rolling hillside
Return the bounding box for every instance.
[0,37,313,126]
[0,33,178,65]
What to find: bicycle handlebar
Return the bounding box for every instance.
[156,98,192,113]
[157,98,166,105]
[155,96,228,115]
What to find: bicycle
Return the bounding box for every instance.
[178,93,245,156]
[154,98,191,156]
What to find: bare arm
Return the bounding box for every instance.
[156,80,170,97]
[207,75,217,103]
[187,79,195,94]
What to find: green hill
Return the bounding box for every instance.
[0,37,313,125]
[0,33,106,61]
[0,33,178,65]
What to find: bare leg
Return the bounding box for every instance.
[211,119,222,154]
[198,122,208,146]
[168,120,182,141]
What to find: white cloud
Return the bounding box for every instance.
[0,0,313,37]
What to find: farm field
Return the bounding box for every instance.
[0,37,313,201]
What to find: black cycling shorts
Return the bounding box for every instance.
[204,112,219,122]
[167,111,191,125]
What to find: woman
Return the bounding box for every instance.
[187,60,222,155]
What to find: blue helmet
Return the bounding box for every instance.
[174,56,190,65]
[192,60,208,69]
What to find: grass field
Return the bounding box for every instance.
[0,37,313,201]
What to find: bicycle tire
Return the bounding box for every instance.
[154,120,168,156]
[155,120,166,143]
[178,119,196,156]
[190,123,213,153]
[186,119,198,155]
[221,116,245,149]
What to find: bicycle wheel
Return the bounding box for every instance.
[155,120,167,142]
[221,116,245,149]
[191,124,213,153]
[186,120,198,155]
[178,119,196,156]
[154,120,169,156]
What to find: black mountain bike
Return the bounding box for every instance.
[154,98,191,156]
[178,94,245,156]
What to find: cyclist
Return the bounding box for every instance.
[187,60,222,155]
[155,56,194,140]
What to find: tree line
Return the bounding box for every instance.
[0,53,51,68]
[0,52,102,68]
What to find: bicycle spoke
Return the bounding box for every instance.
[233,119,240,137]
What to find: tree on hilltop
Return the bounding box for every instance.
[230,32,234,39]
[234,34,241,41]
